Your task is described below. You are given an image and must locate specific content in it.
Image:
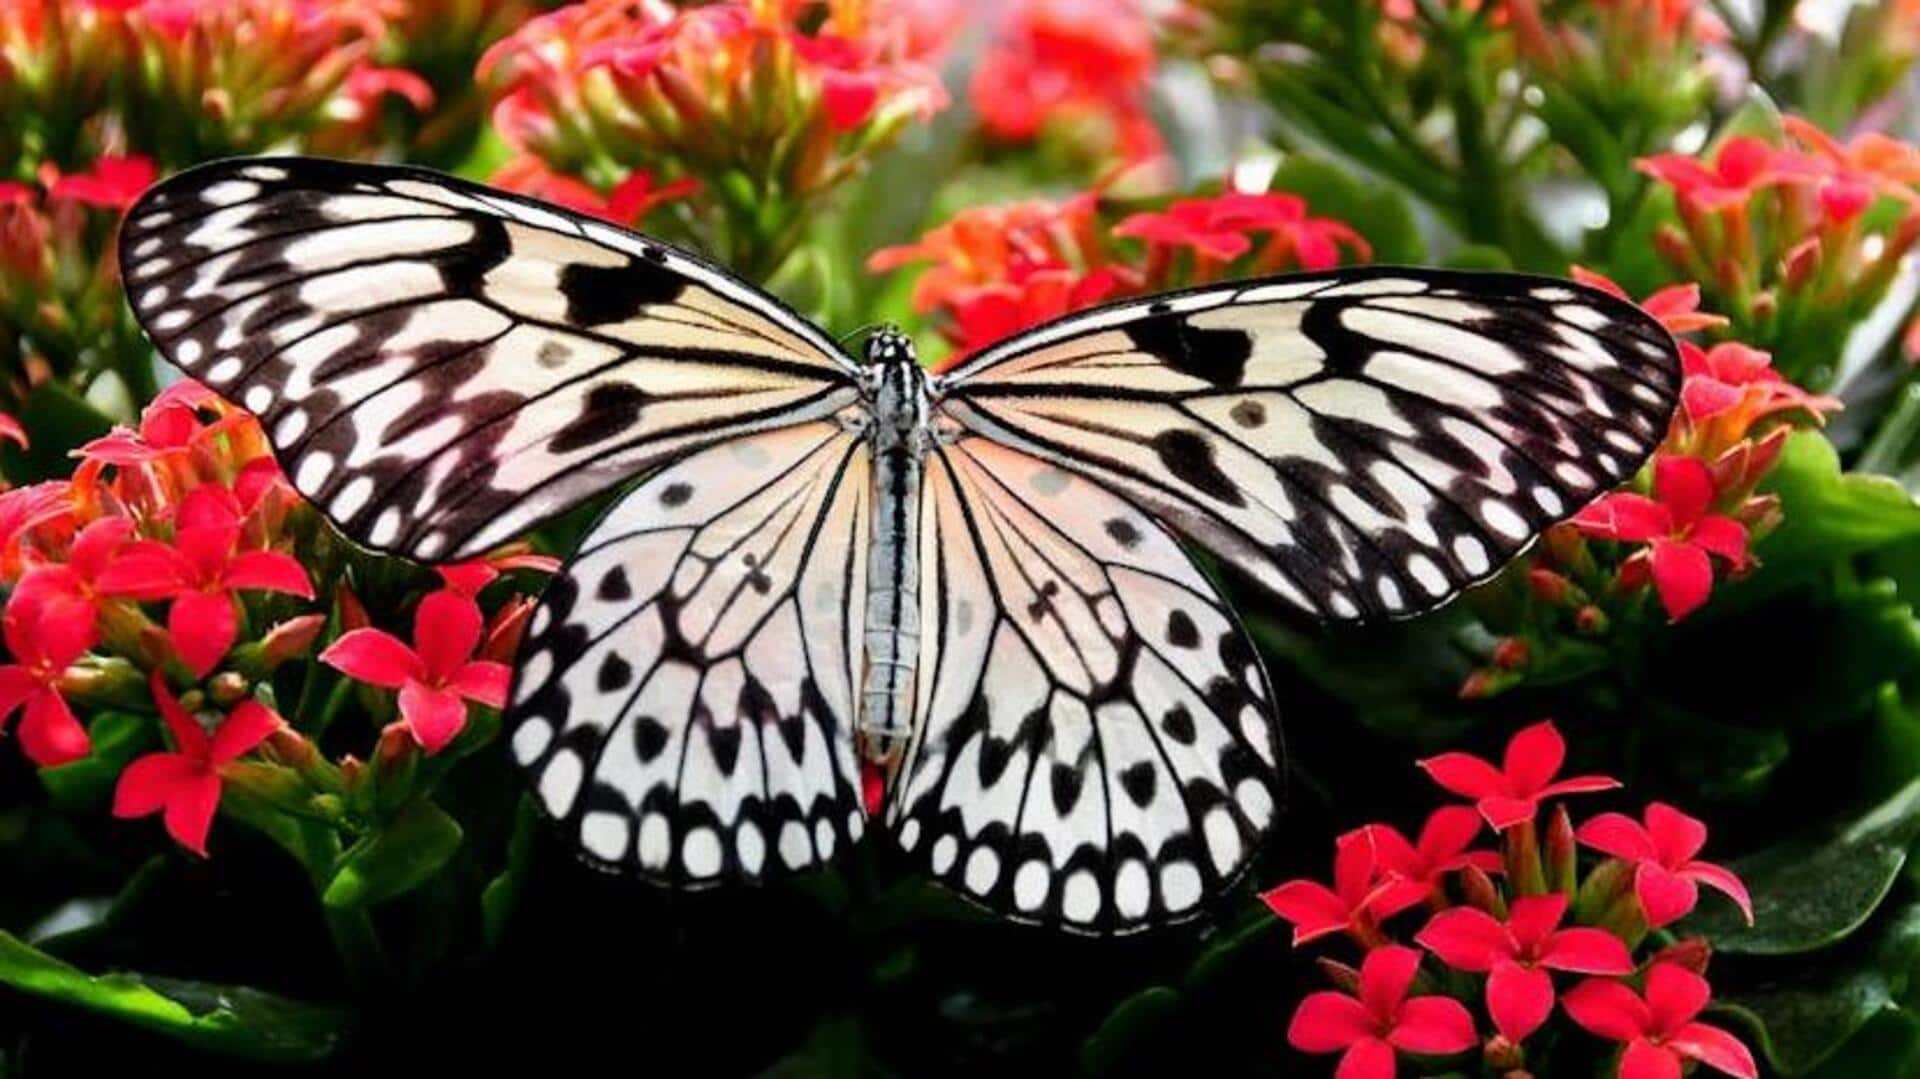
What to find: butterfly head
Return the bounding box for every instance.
[863,325,916,368]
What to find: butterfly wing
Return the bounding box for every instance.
[509,421,872,883]
[890,435,1281,933]
[120,157,859,561]
[935,268,1681,621]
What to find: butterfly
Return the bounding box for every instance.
[118,157,1681,934]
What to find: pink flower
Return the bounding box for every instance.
[436,550,563,597]
[1115,192,1370,270]
[40,155,157,210]
[1418,720,1621,831]
[1637,136,1813,211]
[1570,456,1748,621]
[0,589,95,767]
[96,485,315,677]
[1577,803,1753,928]
[1416,893,1635,1042]
[112,673,281,856]
[1570,267,1728,336]
[320,588,511,754]
[1262,828,1429,945]
[1287,945,1478,1079]
[1563,964,1757,1079]
[1363,806,1503,895]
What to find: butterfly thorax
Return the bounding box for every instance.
[857,330,932,772]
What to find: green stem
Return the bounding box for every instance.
[323,906,388,996]
[1857,380,1920,477]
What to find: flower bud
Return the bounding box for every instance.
[1460,864,1507,918]
[1573,858,1635,923]
[1483,1035,1526,1072]
[1459,668,1519,700]
[1546,804,1577,896]
[208,671,249,707]
[1780,236,1821,292]
[481,594,539,664]
[1315,957,1362,995]
[1651,936,1713,975]
[336,582,370,632]
[1573,605,1610,636]
[1526,568,1580,606]
[1491,637,1531,671]
[260,613,327,669]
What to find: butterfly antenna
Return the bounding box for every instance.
[838,322,882,346]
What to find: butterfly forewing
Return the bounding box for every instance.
[936,269,1682,622]
[509,421,871,883]
[891,435,1280,933]
[119,157,858,562]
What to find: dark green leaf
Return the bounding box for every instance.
[36,712,157,811]
[1804,1008,1920,1079]
[1268,156,1425,263]
[0,931,350,1062]
[480,794,540,949]
[1080,986,1183,1076]
[1686,778,1920,953]
[322,798,463,910]
[0,382,113,484]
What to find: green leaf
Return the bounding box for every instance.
[1721,903,1920,1075]
[1079,986,1183,1076]
[36,712,157,810]
[480,794,540,949]
[1804,1008,1920,1079]
[1268,156,1425,263]
[1441,243,1513,271]
[322,798,463,910]
[0,931,350,1062]
[1686,778,1920,954]
[0,381,113,484]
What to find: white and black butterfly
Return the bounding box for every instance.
[119,157,1681,934]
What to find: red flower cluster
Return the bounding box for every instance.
[479,0,946,255]
[1268,721,1754,1078]
[871,185,1373,361]
[322,586,511,754]
[969,0,1164,167]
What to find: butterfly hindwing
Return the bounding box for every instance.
[509,421,871,884]
[119,156,858,562]
[889,435,1280,933]
[936,268,1681,622]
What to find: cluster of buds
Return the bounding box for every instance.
[478,0,948,277]
[969,0,1164,173]
[373,0,544,163]
[1460,270,1836,697]
[1503,0,1722,154]
[1638,122,1920,386]
[0,154,155,413]
[1269,721,1755,1079]
[0,0,141,172]
[870,183,1370,360]
[0,383,547,856]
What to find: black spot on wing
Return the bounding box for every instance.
[549,381,648,454]
[1123,314,1253,389]
[1149,429,1245,506]
[559,256,686,325]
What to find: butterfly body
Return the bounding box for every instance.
[119,157,1682,934]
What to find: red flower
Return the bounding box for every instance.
[1364,806,1503,895]
[40,155,157,210]
[1637,136,1813,211]
[1416,893,1635,1042]
[112,672,280,856]
[1678,341,1838,431]
[11,517,133,615]
[1418,720,1620,831]
[1570,456,1748,621]
[0,589,95,767]
[1563,964,1757,1079]
[1577,803,1752,928]
[437,549,563,597]
[490,158,698,229]
[320,588,511,754]
[1287,945,1478,1079]
[96,485,315,677]
[969,0,1162,162]
[1569,267,1728,336]
[78,380,228,466]
[1262,827,1429,945]
[1115,192,1370,270]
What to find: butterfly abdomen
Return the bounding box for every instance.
[858,335,931,765]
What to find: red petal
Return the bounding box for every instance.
[0,666,39,723]
[175,483,241,533]
[1682,861,1754,925]
[1539,928,1636,975]
[1479,795,1540,832]
[1388,996,1478,1055]
[1486,961,1555,1043]
[1417,805,1485,863]
[18,690,90,766]
[1537,774,1623,798]
[1287,991,1373,1053]
[95,543,192,599]
[1362,822,1421,877]
[222,551,315,599]
[1621,1038,1684,1079]
[68,517,134,579]
[1688,516,1749,568]
[1334,1038,1394,1079]
[1654,455,1717,526]
[1503,720,1566,794]
[447,661,511,709]
[149,671,209,759]
[163,770,222,856]
[169,591,238,679]
[1413,907,1510,973]
[112,752,198,818]
[1260,880,1349,944]
[1571,492,1671,542]
[320,628,423,689]
[437,561,499,596]
[1505,893,1568,950]
[1332,827,1380,902]
[413,589,483,681]
[398,680,468,755]
[1570,266,1629,298]
[174,521,240,585]
[1562,977,1654,1041]
[1645,802,1709,864]
[1362,876,1432,922]
[210,700,282,765]
[1682,378,1742,422]
[821,70,881,130]
[1417,752,1510,800]
[1669,1022,1759,1079]
[1359,944,1423,1018]
[1637,862,1701,928]
[1578,813,1659,861]
[1650,539,1715,621]
[1644,962,1711,1032]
